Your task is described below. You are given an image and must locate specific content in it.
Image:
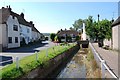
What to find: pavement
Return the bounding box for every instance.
[0,41,55,68]
[92,43,118,78]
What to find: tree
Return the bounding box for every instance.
[50,33,56,41]
[73,19,83,31]
[98,19,112,40]
[72,16,112,43]
[69,27,75,30]
[85,16,95,40]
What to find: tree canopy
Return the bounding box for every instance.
[72,16,112,41]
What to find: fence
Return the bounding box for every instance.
[89,43,118,79]
[0,51,43,69]
[0,43,76,70]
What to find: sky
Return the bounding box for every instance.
[0,2,118,33]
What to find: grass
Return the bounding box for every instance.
[1,44,75,79]
[83,47,101,79]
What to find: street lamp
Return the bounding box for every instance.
[98,14,100,22]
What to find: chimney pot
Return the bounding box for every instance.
[2,7,4,9]
[20,13,24,19]
[30,21,33,24]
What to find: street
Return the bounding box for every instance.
[0,41,55,68]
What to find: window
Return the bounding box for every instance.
[8,37,12,43]
[15,37,18,43]
[27,28,29,33]
[13,25,18,31]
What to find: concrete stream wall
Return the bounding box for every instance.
[20,44,80,79]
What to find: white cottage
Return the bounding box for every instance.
[0,6,20,49]
[31,23,41,42]
[0,6,43,50]
[16,13,32,44]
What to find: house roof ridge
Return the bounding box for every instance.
[112,16,120,27]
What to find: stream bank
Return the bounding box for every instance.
[57,47,101,79]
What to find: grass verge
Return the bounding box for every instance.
[1,44,75,80]
[83,47,101,79]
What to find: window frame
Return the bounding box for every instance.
[8,37,12,43]
[13,25,18,31]
[15,37,18,43]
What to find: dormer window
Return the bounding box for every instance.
[13,25,18,31]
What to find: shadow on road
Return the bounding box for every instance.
[0,56,13,66]
[3,42,48,53]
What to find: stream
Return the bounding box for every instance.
[57,50,87,78]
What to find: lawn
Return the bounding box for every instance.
[1,43,75,79]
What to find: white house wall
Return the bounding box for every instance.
[0,24,7,48]
[32,31,40,42]
[118,25,120,52]
[20,24,32,44]
[7,15,20,48]
[112,25,119,50]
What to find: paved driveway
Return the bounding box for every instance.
[0,41,55,67]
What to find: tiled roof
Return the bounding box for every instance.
[0,7,32,27]
[0,7,40,33]
[112,16,120,27]
[11,11,32,27]
[57,30,79,36]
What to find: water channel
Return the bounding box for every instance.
[57,49,87,78]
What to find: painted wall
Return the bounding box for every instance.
[0,24,7,48]
[7,15,20,48]
[112,25,119,50]
[103,39,112,48]
[0,24,2,45]
[20,24,32,44]
[32,31,40,42]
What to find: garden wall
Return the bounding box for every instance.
[20,45,80,79]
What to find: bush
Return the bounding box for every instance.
[76,36,80,41]
[50,33,56,41]
[20,38,26,46]
[54,35,58,42]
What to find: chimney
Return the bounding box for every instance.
[8,5,12,11]
[2,7,5,9]
[20,13,24,19]
[30,21,33,24]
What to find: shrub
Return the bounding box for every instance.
[76,36,80,41]
[20,38,26,46]
[50,33,56,41]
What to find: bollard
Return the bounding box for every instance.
[101,60,105,79]
[35,51,38,61]
[16,56,19,69]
